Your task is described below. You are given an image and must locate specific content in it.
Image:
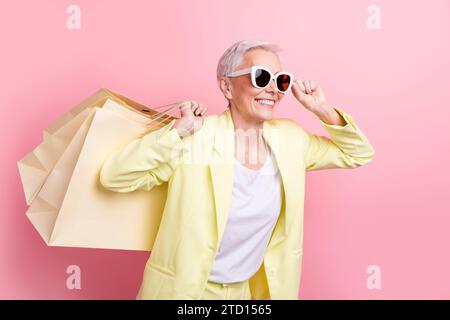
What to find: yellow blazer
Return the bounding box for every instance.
[99,106,375,299]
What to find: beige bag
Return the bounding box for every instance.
[18,88,166,205]
[18,107,94,205]
[19,90,180,251]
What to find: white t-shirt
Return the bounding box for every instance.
[208,147,282,284]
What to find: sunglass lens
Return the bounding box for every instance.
[254,69,271,88]
[277,74,291,92]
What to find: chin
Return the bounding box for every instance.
[252,100,276,121]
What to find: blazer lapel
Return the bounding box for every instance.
[262,120,288,250]
[209,109,235,245]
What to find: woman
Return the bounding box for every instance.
[99,39,375,300]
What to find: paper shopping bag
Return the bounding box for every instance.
[18,88,158,205]
[18,108,94,205]
[25,97,180,251]
[19,88,119,205]
[42,88,162,140]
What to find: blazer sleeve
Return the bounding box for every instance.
[99,119,185,192]
[302,106,375,171]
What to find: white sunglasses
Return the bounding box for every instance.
[226,65,294,93]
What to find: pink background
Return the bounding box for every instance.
[1,0,449,299]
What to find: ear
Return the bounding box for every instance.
[219,77,233,100]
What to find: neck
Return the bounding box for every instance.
[229,105,264,132]
[229,105,268,165]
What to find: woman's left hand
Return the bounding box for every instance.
[291,79,331,115]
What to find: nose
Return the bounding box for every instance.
[265,78,282,98]
[265,78,277,92]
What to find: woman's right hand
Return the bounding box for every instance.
[173,100,208,138]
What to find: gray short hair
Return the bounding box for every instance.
[216,39,282,82]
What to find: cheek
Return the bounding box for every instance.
[235,78,259,96]
[236,89,260,106]
[242,85,259,98]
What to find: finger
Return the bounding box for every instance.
[194,103,205,116]
[188,101,199,117]
[310,80,316,91]
[195,103,206,116]
[292,81,307,101]
[193,106,201,116]
[297,79,306,93]
[199,105,208,116]
[292,80,301,93]
[191,100,199,112]
[179,101,194,117]
[304,80,312,94]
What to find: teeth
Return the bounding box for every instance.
[255,99,275,106]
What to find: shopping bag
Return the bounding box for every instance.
[42,88,163,139]
[18,108,93,205]
[21,91,180,250]
[18,88,159,205]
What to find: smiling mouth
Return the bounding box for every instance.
[254,98,276,108]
